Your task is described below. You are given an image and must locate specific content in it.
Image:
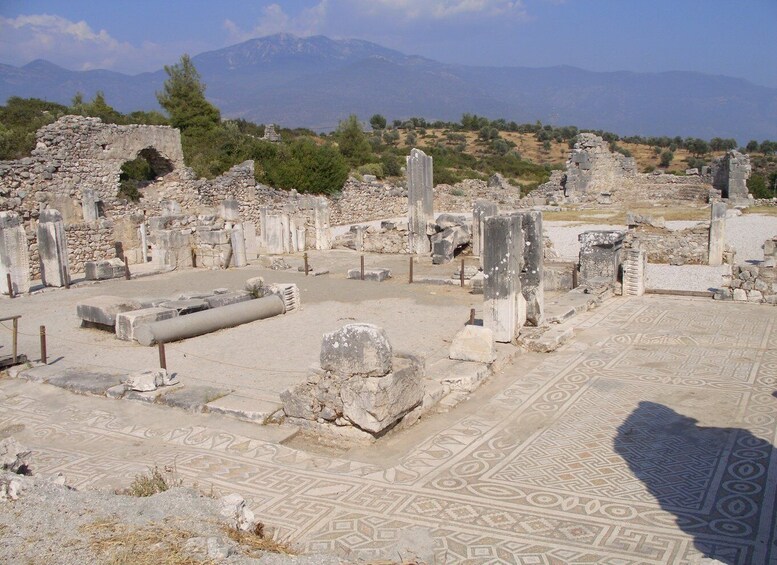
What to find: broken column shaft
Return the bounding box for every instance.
[483,214,525,342]
[406,148,434,255]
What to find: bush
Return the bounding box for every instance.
[659,150,674,167]
[260,139,348,195]
[434,167,463,186]
[380,153,402,177]
[357,163,384,178]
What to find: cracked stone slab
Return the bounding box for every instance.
[45,367,127,396]
[156,385,231,412]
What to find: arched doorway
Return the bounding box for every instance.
[118,147,175,201]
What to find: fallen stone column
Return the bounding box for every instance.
[37,209,70,288]
[483,214,525,342]
[135,294,285,346]
[0,211,31,295]
[708,201,727,266]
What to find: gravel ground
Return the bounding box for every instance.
[0,469,340,565]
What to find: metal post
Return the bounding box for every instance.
[39,325,47,365]
[304,252,309,276]
[12,318,18,363]
[360,255,365,280]
[460,258,465,287]
[409,256,414,284]
[158,342,167,370]
[469,308,476,326]
[6,273,13,298]
[123,257,131,280]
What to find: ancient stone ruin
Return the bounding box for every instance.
[564,133,637,198]
[712,150,752,203]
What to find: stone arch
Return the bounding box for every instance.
[118,146,175,201]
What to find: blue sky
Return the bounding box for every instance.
[1,0,775,87]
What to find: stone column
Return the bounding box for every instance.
[406,148,434,255]
[622,248,647,296]
[37,209,70,288]
[515,210,544,326]
[483,214,525,342]
[81,188,100,223]
[0,211,31,295]
[473,200,498,262]
[578,230,625,287]
[230,224,247,267]
[138,222,149,263]
[708,201,727,266]
[258,207,269,253]
[313,197,332,250]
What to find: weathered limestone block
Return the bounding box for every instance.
[264,214,287,255]
[243,221,258,259]
[37,209,70,287]
[578,230,625,286]
[115,307,178,341]
[622,248,647,296]
[203,291,252,309]
[515,211,544,326]
[0,211,31,295]
[708,202,727,266]
[449,325,496,363]
[407,148,434,255]
[483,214,524,342]
[84,258,125,280]
[157,299,210,315]
[320,324,393,377]
[77,295,141,328]
[340,355,424,434]
[151,230,192,269]
[347,268,392,282]
[473,200,498,260]
[81,188,100,223]
[712,150,751,201]
[125,369,177,391]
[161,200,182,216]
[219,197,240,221]
[230,225,247,267]
[431,225,470,265]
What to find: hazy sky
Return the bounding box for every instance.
[1,0,775,88]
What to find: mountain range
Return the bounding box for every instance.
[1,33,775,142]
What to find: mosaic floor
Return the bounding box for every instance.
[2,295,776,564]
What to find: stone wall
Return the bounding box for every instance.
[26,220,116,279]
[625,224,710,265]
[564,134,637,196]
[716,264,776,304]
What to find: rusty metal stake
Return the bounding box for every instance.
[158,342,167,370]
[39,325,47,365]
[460,258,465,287]
[572,263,578,288]
[12,318,18,363]
[469,308,476,325]
[360,255,365,280]
[123,257,131,280]
[6,273,14,298]
[304,252,309,276]
[409,256,414,284]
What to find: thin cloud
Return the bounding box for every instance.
[363,0,528,20]
[223,2,329,42]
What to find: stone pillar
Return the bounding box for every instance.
[82,188,100,223]
[473,200,498,262]
[219,197,240,221]
[264,215,286,255]
[230,224,247,267]
[243,221,258,259]
[354,226,366,252]
[258,207,269,253]
[406,148,434,255]
[313,197,331,250]
[0,211,31,295]
[515,210,544,326]
[483,214,525,343]
[281,214,291,253]
[578,230,626,287]
[37,209,70,288]
[138,222,149,263]
[708,201,727,266]
[622,248,647,296]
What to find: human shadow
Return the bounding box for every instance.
[615,401,776,564]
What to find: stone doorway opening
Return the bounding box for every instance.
[118,147,175,202]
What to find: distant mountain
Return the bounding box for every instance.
[1,33,775,142]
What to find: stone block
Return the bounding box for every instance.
[431,225,471,265]
[157,299,210,315]
[340,355,423,434]
[0,211,31,295]
[347,268,392,282]
[198,229,230,245]
[77,296,141,328]
[407,148,434,255]
[733,288,747,301]
[115,307,179,341]
[320,323,392,377]
[84,258,125,280]
[204,291,252,308]
[449,325,496,363]
[37,209,70,288]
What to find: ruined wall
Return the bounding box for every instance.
[26,220,116,279]
[0,116,185,223]
[564,134,637,196]
[625,224,710,265]
[712,150,752,200]
[716,264,776,304]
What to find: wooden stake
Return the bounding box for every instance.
[469,308,476,325]
[360,255,365,280]
[39,325,47,365]
[409,256,414,284]
[12,318,18,363]
[6,273,13,298]
[123,257,131,280]
[460,258,465,287]
[304,252,309,276]
[158,342,167,370]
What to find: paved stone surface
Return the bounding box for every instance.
[2,295,776,563]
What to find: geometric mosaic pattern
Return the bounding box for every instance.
[2,296,777,564]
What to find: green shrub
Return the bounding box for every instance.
[357,163,384,178]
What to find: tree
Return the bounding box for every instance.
[260,139,348,195]
[746,140,759,152]
[80,91,123,123]
[156,54,220,133]
[659,150,674,167]
[369,114,387,130]
[334,115,371,167]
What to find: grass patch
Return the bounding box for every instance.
[123,465,181,497]
[744,206,777,216]
[225,523,297,556]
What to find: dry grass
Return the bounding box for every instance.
[224,522,297,556]
[83,519,213,565]
[744,206,777,216]
[122,465,181,497]
[543,206,710,224]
